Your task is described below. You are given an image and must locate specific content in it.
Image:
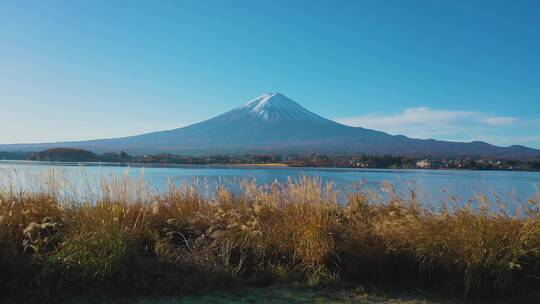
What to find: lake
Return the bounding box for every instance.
[1,160,539,207]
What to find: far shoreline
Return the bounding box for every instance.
[2,148,540,172]
[2,158,540,173]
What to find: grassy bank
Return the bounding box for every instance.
[0,170,539,303]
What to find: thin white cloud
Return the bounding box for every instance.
[482,116,518,126]
[336,107,540,148]
[337,107,482,140]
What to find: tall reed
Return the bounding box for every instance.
[0,168,538,301]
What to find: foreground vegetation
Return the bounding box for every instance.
[0,170,539,303]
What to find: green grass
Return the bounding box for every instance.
[61,287,469,304]
[0,169,539,303]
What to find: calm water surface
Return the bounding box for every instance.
[1,160,539,206]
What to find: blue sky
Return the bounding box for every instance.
[1,0,539,148]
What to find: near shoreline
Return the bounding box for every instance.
[1,175,539,303]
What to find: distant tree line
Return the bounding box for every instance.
[285,154,418,168]
[0,151,28,160]
[1,147,539,171]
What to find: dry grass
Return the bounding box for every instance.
[0,168,539,302]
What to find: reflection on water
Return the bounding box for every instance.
[0,160,539,208]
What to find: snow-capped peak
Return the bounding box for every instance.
[238,92,323,121]
[241,92,289,110]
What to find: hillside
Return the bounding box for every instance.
[1,93,539,159]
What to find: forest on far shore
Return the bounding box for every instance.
[2,147,540,171]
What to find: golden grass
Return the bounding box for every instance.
[0,168,539,301]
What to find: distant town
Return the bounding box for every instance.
[1,147,539,171]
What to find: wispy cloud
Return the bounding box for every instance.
[482,116,518,126]
[336,107,540,148]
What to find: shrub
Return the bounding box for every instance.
[0,170,538,301]
[45,230,138,291]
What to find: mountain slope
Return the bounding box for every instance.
[1,93,539,159]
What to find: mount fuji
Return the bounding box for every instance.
[1,93,539,159]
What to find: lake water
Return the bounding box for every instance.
[1,160,539,206]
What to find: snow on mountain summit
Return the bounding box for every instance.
[1,91,539,159]
[238,92,324,122]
